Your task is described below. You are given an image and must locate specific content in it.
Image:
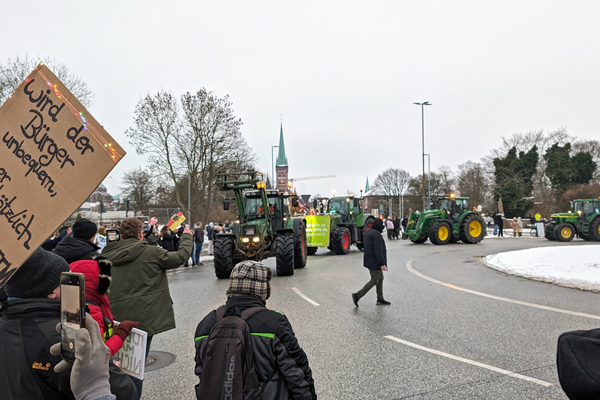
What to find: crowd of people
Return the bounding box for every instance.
[485,212,544,238]
[0,215,318,400]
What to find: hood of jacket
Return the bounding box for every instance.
[2,298,60,318]
[52,236,99,263]
[101,238,147,267]
[372,218,384,232]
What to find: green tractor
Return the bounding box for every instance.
[402,195,486,245]
[213,172,307,278]
[545,199,600,242]
[306,196,375,255]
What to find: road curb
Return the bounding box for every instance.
[480,255,600,293]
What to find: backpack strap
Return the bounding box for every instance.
[241,306,266,321]
[215,305,227,320]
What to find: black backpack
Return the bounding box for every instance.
[197,305,265,400]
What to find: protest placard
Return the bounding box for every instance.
[166,210,186,231]
[0,63,125,287]
[113,325,147,380]
[305,215,330,247]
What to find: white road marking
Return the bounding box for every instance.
[385,336,552,387]
[292,287,320,306]
[407,257,600,321]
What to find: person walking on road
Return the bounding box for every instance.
[194,260,317,400]
[352,218,390,306]
[206,222,214,255]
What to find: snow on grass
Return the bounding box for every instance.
[485,245,600,292]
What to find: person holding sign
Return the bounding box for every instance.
[102,218,192,398]
[0,248,137,400]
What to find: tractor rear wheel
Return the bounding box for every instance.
[332,227,351,255]
[555,223,575,242]
[411,234,428,244]
[592,217,600,241]
[294,223,308,268]
[544,222,556,240]
[460,214,486,244]
[214,236,234,279]
[429,221,451,245]
[276,233,295,276]
[307,247,318,255]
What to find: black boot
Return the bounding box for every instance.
[376,299,391,305]
[352,293,360,308]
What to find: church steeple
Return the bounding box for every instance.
[365,176,370,193]
[276,122,288,167]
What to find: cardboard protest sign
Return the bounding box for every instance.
[113,325,147,380]
[305,215,330,247]
[166,210,185,231]
[0,63,125,287]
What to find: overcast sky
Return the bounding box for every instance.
[3,1,600,199]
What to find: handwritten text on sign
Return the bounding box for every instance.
[0,64,125,287]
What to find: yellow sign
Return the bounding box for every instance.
[305,215,330,247]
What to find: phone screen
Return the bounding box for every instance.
[60,274,84,362]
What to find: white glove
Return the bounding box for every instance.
[50,313,112,400]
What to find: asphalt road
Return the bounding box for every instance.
[142,236,600,399]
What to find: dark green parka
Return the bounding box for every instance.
[102,234,192,336]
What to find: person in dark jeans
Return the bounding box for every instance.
[192,222,204,266]
[352,218,390,306]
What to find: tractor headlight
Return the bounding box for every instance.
[252,237,260,243]
[242,237,250,243]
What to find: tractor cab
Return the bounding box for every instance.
[326,196,362,223]
[572,199,600,222]
[436,196,469,220]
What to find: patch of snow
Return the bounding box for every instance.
[485,245,600,292]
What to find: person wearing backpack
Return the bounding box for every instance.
[194,260,317,400]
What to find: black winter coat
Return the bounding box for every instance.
[159,231,178,251]
[0,298,137,400]
[363,226,387,270]
[52,236,99,263]
[194,296,317,400]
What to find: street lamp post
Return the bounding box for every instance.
[271,145,279,189]
[413,101,431,209]
[424,153,431,199]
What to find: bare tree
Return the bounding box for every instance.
[126,88,256,223]
[120,167,156,213]
[0,56,94,107]
[456,161,490,209]
[371,168,411,196]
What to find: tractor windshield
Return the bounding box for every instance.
[245,196,267,221]
[574,200,600,221]
[455,199,468,213]
[327,198,349,216]
[438,199,452,211]
[267,196,282,219]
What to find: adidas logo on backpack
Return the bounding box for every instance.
[197,306,264,400]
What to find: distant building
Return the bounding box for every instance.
[88,183,117,204]
[275,123,289,193]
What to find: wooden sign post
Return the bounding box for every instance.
[0,63,125,287]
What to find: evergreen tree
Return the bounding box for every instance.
[544,143,597,196]
[493,146,538,217]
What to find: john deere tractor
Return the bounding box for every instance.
[402,195,486,245]
[213,172,307,278]
[544,199,600,242]
[306,196,375,255]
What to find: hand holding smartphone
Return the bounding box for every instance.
[60,272,86,362]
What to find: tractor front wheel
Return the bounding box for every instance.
[294,223,308,268]
[214,236,234,279]
[411,234,428,244]
[555,223,575,242]
[544,222,556,241]
[276,233,295,276]
[429,221,451,245]
[332,227,351,255]
[460,214,486,244]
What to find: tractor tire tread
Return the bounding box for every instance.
[276,233,295,276]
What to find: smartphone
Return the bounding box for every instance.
[60,272,86,362]
[106,228,120,244]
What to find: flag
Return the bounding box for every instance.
[166,210,186,231]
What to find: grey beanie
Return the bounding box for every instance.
[5,248,70,298]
